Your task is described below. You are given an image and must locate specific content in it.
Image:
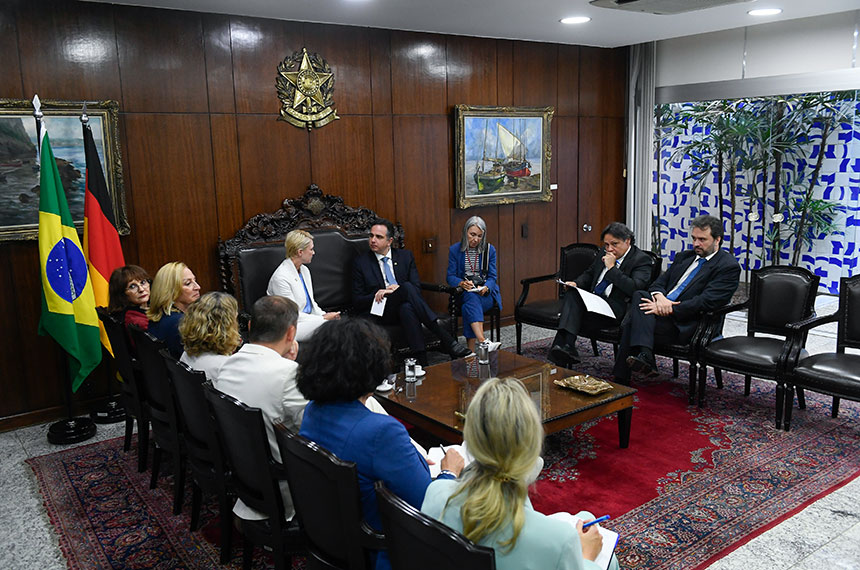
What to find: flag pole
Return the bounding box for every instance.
[80,102,126,425]
[34,95,97,445]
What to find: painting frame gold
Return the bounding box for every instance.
[454,104,553,210]
[0,98,127,241]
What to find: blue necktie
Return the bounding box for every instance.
[382,256,398,286]
[592,261,621,296]
[667,257,705,301]
[298,273,313,314]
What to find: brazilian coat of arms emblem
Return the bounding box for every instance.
[276,47,339,130]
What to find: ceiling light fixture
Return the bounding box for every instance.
[560,16,591,24]
[748,8,782,16]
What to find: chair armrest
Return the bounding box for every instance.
[420,281,457,295]
[786,312,837,332]
[516,273,558,308]
[360,520,387,550]
[704,299,749,319]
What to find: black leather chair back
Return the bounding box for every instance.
[558,243,599,296]
[97,308,147,411]
[837,274,860,351]
[275,426,379,570]
[235,228,368,313]
[375,482,496,570]
[747,266,819,336]
[163,355,222,476]
[204,384,287,523]
[129,326,182,445]
[644,250,663,284]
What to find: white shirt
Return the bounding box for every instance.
[214,343,307,520]
[180,351,229,382]
[594,248,630,297]
[374,249,396,287]
[266,259,326,342]
[665,249,718,298]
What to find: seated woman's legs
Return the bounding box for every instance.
[461,293,495,352]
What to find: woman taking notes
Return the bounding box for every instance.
[447,216,502,353]
[267,229,339,342]
[421,377,618,570]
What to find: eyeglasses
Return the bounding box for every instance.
[126,279,151,292]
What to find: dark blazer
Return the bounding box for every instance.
[352,248,421,314]
[573,244,653,319]
[651,248,741,337]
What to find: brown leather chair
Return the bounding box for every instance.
[698,266,819,428]
[375,481,496,570]
[783,275,860,431]
[514,243,599,353]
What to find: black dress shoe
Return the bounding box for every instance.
[448,341,472,359]
[626,352,658,377]
[549,344,580,366]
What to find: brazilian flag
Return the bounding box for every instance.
[38,127,102,392]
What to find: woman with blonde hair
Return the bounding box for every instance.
[147,261,201,358]
[421,377,617,570]
[179,291,242,380]
[266,229,339,342]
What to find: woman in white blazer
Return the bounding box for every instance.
[266,229,340,342]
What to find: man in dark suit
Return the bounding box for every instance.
[548,222,653,367]
[352,219,471,365]
[614,214,741,383]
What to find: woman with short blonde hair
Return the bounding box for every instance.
[422,377,617,570]
[179,291,241,380]
[147,261,201,358]
[267,229,339,342]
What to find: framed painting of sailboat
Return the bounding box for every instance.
[454,105,553,209]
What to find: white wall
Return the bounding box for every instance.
[655,11,859,98]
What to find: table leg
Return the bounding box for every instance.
[617,407,632,448]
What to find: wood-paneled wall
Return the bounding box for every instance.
[0,0,627,429]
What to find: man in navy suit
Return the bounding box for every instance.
[352,219,471,365]
[548,222,654,367]
[614,214,741,383]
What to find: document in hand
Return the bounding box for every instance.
[572,288,615,319]
[547,512,618,570]
[370,296,387,316]
[427,444,473,478]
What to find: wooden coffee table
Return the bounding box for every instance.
[376,351,636,447]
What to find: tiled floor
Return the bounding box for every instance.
[2,298,858,569]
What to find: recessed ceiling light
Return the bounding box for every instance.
[560,16,591,25]
[748,8,782,16]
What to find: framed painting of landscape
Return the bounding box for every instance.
[0,99,127,241]
[454,105,553,209]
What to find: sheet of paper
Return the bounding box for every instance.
[547,512,618,570]
[370,296,387,316]
[427,444,472,478]
[573,287,616,319]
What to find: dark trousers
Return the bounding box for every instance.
[554,289,620,346]
[378,282,440,354]
[612,289,689,380]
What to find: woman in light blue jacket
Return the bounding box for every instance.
[422,377,619,570]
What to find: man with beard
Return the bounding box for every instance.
[613,214,740,383]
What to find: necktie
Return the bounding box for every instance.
[667,257,705,301]
[298,272,313,314]
[382,256,398,286]
[592,261,621,296]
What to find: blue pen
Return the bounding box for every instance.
[582,515,610,529]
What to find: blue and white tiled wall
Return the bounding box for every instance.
[652,99,859,294]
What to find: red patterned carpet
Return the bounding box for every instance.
[27,338,860,569]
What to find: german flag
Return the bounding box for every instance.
[83,122,125,355]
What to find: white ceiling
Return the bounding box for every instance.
[87,0,860,48]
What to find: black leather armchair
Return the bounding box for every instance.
[782,275,860,431]
[698,266,819,428]
[514,243,599,353]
